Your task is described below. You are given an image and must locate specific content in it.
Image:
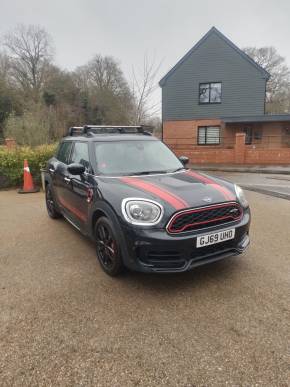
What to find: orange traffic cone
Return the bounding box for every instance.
[18,159,39,194]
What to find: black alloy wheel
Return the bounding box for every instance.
[45,184,62,219]
[95,217,124,276]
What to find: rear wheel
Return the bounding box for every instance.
[95,217,124,276]
[45,184,62,219]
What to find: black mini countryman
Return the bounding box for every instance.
[45,126,250,276]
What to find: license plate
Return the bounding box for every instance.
[196,228,235,248]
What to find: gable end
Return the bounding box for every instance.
[159,27,270,87]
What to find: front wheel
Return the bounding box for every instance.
[45,184,62,219]
[95,217,124,276]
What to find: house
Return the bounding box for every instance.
[159,27,290,164]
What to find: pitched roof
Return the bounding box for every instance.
[159,27,271,86]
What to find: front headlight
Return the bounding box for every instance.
[122,198,163,225]
[235,185,249,208]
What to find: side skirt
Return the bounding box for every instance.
[63,214,81,231]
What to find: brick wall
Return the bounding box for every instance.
[163,119,223,141]
[225,121,285,147]
[4,138,16,149]
[245,148,290,164]
[173,147,235,164]
[163,119,235,164]
[163,120,290,165]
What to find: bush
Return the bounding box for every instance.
[0,144,57,188]
[4,106,51,146]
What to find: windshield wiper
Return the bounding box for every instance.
[170,167,185,173]
[129,170,169,176]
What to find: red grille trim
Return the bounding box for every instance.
[167,202,243,234]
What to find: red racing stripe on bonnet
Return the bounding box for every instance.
[120,177,188,210]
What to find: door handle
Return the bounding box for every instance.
[64,177,71,184]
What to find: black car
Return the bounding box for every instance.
[45,125,250,276]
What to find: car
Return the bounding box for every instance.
[45,125,250,276]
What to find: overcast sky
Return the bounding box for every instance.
[1,0,290,115]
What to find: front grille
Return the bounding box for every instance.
[167,202,242,234]
[141,251,185,269]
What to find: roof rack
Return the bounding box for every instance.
[67,127,84,136]
[67,125,153,137]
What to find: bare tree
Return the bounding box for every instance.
[244,46,290,112]
[0,53,14,130]
[74,55,134,124]
[0,53,10,82]
[73,65,90,94]
[86,55,132,97]
[131,56,162,125]
[3,24,53,100]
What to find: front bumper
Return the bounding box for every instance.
[120,208,251,273]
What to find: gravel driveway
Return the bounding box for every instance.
[0,190,289,386]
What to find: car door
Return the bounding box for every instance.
[51,141,74,216]
[65,141,92,228]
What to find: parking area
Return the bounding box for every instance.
[0,190,290,386]
[205,171,290,200]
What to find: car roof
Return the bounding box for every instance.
[61,134,159,142]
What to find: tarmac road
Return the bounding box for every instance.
[208,170,290,200]
[0,190,289,386]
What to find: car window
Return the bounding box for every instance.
[70,142,90,170]
[57,142,72,164]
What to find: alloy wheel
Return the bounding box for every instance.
[46,186,55,216]
[96,223,117,269]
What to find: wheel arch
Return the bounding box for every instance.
[90,201,120,236]
[44,173,52,187]
[89,201,132,267]
[92,209,107,229]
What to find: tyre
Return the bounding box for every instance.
[45,184,62,219]
[95,216,124,276]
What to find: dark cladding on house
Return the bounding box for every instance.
[159,27,290,164]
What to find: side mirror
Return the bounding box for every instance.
[67,163,85,175]
[179,156,189,166]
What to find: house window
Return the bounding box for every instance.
[198,126,220,145]
[199,82,222,104]
[242,127,253,145]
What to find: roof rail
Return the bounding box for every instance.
[68,127,84,136]
[67,125,153,136]
[83,125,152,136]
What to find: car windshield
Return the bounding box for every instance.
[94,140,183,176]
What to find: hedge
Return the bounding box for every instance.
[0,144,57,188]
